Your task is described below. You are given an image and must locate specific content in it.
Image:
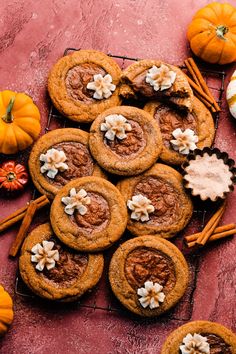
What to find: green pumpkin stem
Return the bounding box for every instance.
[2,97,16,123]
[216,25,229,41]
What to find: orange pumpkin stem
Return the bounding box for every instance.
[2,97,15,123]
[216,25,228,40]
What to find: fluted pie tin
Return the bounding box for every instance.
[182,147,236,202]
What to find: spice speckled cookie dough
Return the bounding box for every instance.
[29,128,105,199]
[161,320,236,354]
[144,96,215,165]
[50,176,127,252]
[48,50,122,123]
[117,163,193,238]
[19,223,104,302]
[109,236,189,317]
[89,106,162,176]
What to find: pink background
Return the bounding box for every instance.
[0,0,236,353]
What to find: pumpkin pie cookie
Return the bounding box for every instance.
[89,106,162,176]
[19,223,104,301]
[50,176,127,252]
[144,96,215,165]
[161,320,236,353]
[121,60,193,111]
[29,128,105,199]
[48,50,122,123]
[117,163,193,238]
[109,236,189,317]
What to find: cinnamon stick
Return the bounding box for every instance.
[185,223,236,243]
[0,195,49,233]
[184,59,201,87]
[194,92,216,112]
[196,202,226,246]
[187,58,221,112]
[186,228,236,248]
[9,202,37,257]
[184,74,215,108]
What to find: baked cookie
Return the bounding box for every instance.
[144,96,215,165]
[121,59,193,111]
[89,106,162,176]
[48,50,122,123]
[161,320,236,353]
[50,176,127,252]
[117,163,193,238]
[109,236,189,317]
[29,128,105,199]
[19,223,104,301]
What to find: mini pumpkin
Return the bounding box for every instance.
[0,285,14,336]
[226,69,236,119]
[187,2,236,65]
[0,160,29,192]
[0,90,41,155]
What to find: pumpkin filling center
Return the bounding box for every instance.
[125,247,176,293]
[70,192,110,234]
[40,237,88,288]
[65,63,107,103]
[154,104,197,149]
[104,119,146,157]
[133,176,181,226]
[43,141,94,187]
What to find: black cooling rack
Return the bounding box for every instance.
[15,48,226,321]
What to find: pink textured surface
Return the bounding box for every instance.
[0,1,236,353]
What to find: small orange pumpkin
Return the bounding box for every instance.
[0,285,14,336]
[187,2,236,65]
[0,90,41,155]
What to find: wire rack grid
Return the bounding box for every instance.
[15,48,226,321]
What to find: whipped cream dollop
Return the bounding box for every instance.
[101,114,132,140]
[171,128,198,155]
[184,153,233,201]
[146,64,176,91]
[40,148,68,179]
[180,333,210,354]
[137,281,165,309]
[127,194,155,222]
[61,188,91,215]
[87,74,116,99]
[31,241,59,271]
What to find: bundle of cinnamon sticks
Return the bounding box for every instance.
[184,58,221,113]
[0,195,50,257]
[185,202,236,248]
